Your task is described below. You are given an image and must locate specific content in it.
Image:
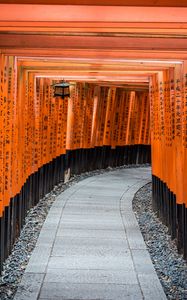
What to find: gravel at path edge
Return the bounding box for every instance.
[133,183,187,300]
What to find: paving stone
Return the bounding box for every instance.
[73,189,124,197]
[14,273,44,300]
[63,207,120,215]
[41,219,60,231]
[121,212,138,226]
[131,249,156,274]
[88,183,127,189]
[58,221,124,231]
[66,198,120,204]
[37,228,57,240]
[138,274,167,300]
[67,205,120,213]
[60,214,122,222]
[44,268,138,284]
[26,246,51,273]
[39,282,142,300]
[52,237,129,256]
[65,203,119,210]
[69,193,121,201]
[56,228,126,238]
[51,201,67,208]
[52,235,129,248]
[36,235,56,247]
[48,254,134,270]
[47,206,64,214]
[126,228,147,250]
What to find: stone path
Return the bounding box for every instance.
[14,167,167,300]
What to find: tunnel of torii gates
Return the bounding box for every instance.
[1,1,187,272]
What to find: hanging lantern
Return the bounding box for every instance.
[53,80,70,99]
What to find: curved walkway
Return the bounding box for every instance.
[14,167,166,300]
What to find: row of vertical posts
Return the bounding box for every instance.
[150,65,187,259]
[69,145,151,175]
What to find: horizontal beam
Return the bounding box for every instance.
[30,71,150,80]
[0,0,186,6]
[0,5,187,22]
[17,61,173,71]
[1,34,187,51]
[25,70,153,75]
[2,27,187,35]
[2,30,187,38]
[1,21,187,29]
[2,49,187,60]
[17,57,182,66]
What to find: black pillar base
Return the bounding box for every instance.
[152,174,187,260]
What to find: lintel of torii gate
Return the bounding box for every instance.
[0,0,186,6]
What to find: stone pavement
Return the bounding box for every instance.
[14,167,167,300]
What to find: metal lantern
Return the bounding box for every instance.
[53,80,70,99]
